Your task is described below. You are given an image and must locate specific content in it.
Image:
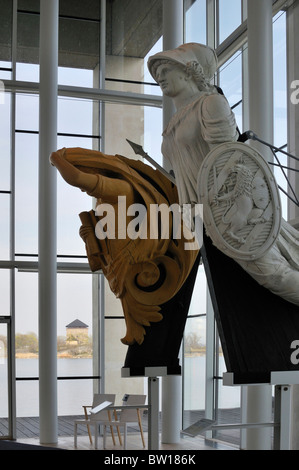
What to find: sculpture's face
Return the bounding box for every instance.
[155,62,188,98]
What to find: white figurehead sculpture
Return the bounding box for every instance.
[148,42,299,307]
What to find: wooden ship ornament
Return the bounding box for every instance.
[50,148,199,351]
[147,41,299,382]
[148,41,299,308]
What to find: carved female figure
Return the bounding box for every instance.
[148,43,238,207]
[148,42,299,307]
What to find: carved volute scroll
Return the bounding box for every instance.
[55,147,199,345]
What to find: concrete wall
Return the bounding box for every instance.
[103,54,146,403]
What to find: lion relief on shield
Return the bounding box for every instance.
[212,162,271,245]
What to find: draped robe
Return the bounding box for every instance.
[161,91,299,306]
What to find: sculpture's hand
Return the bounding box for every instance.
[50,149,84,186]
[50,149,98,193]
[79,224,94,242]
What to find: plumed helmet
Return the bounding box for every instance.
[148,42,218,82]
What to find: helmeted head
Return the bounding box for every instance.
[148,42,218,83]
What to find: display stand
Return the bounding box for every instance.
[183,372,297,449]
[222,371,299,450]
[122,366,168,450]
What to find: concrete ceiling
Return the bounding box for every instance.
[0,0,163,69]
[106,0,163,58]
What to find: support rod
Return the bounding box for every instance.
[148,377,160,450]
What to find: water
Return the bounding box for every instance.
[1,358,94,417]
[0,357,240,418]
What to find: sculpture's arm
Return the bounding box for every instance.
[201,94,239,148]
[50,149,134,204]
[50,149,98,194]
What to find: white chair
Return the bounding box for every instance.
[74,393,120,449]
[101,394,147,450]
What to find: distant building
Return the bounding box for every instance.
[66,319,89,345]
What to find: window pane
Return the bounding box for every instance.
[185,0,206,44]
[16,381,39,419]
[15,271,38,420]
[105,284,146,404]
[16,94,39,132]
[16,378,97,431]
[219,51,243,132]
[15,133,38,254]
[143,37,163,92]
[58,67,93,88]
[0,62,12,80]
[273,12,288,217]
[105,317,145,404]
[57,273,94,415]
[105,280,123,319]
[0,92,11,191]
[215,346,241,446]
[104,102,145,156]
[57,273,92,340]
[218,0,242,45]
[57,136,95,149]
[57,155,94,257]
[183,316,206,428]
[15,271,95,419]
[0,270,10,315]
[58,97,94,136]
[273,12,287,148]
[0,323,9,429]
[189,266,207,315]
[16,63,39,82]
[218,356,240,411]
[183,265,207,428]
[0,194,10,260]
[58,378,95,416]
[15,272,38,340]
[144,106,163,167]
[105,56,145,93]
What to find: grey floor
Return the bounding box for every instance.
[0,408,241,450]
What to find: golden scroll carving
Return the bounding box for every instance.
[52,147,199,345]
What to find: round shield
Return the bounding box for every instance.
[197,142,282,261]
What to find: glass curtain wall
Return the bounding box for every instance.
[0,0,14,440]
[0,0,163,439]
[0,0,101,435]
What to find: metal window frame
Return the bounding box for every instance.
[215,0,295,68]
[0,317,14,440]
[2,80,163,109]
